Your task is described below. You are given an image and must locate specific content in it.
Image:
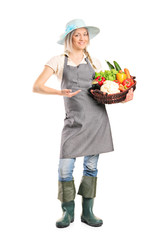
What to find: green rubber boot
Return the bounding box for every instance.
[56,180,76,228]
[78,176,103,227]
[81,197,103,227]
[56,200,75,228]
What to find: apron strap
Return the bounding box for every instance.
[64,55,68,67]
[85,57,93,69]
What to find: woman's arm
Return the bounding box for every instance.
[32,66,61,95]
[32,66,81,97]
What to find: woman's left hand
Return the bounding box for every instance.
[122,88,134,103]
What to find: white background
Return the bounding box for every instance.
[0,0,160,239]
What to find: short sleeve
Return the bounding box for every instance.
[45,56,59,73]
[44,54,65,81]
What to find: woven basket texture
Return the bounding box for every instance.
[88,80,136,104]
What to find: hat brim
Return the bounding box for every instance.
[57,26,100,45]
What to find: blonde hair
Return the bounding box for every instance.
[64,31,75,53]
[84,48,97,70]
[64,29,97,70]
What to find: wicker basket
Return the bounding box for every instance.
[88,79,136,104]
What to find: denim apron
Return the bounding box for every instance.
[60,55,114,159]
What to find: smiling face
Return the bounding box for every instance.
[72,28,89,50]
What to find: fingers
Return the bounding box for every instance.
[62,89,72,96]
[65,89,72,94]
[69,90,81,97]
[125,89,134,102]
[62,89,82,97]
[128,88,134,100]
[62,89,81,97]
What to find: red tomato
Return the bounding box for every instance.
[122,78,133,88]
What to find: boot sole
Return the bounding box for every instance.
[56,219,74,228]
[81,218,103,227]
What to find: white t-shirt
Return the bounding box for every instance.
[45,52,102,81]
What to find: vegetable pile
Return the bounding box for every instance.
[92,61,135,94]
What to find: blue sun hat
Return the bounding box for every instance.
[57,19,100,45]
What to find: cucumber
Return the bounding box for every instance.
[113,61,122,71]
[105,60,115,70]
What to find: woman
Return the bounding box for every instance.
[33,19,134,228]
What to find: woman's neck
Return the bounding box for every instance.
[68,49,85,66]
[69,49,84,58]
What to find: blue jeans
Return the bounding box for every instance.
[58,154,99,182]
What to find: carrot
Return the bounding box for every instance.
[119,84,125,92]
[124,68,131,79]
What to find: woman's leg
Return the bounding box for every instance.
[56,158,76,228]
[83,154,99,177]
[58,158,76,182]
[78,154,103,227]
[78,154,99,198]
[58,157,76,202]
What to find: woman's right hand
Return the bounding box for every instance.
[60,89,81,97]
[33,66,81,97]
